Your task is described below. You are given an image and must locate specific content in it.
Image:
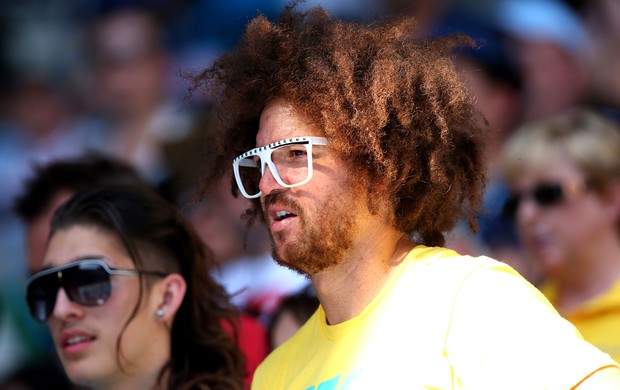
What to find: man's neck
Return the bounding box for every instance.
[311,232,414,325]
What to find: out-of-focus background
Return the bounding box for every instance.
[0,0,618,387]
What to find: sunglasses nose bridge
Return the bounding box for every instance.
[51,285,84,320]
[516,193,553,224]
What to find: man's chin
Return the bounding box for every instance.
[272,247,341,276]
[269,211,354,275]
[271,245,310,275]
[273,256,311,276]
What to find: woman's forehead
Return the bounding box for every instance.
[44,225,131,269]
[511,156,584,186]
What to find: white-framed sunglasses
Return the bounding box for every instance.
[232,136,328,199]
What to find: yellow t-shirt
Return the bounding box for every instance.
[253,246,617,389]
[542,277,620,363]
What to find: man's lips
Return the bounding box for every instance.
[268,206,298,231]
[263,192,301,232]
[273,209,298,221]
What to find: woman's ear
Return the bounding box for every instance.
[153,273,187,324]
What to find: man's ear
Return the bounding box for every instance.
[153,273,187,324]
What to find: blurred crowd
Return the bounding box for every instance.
[0,0,619,387]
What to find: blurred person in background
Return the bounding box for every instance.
[267,286,319,351]
[576,0,620,123]
[25,185,245,389]
[0,0,95,218]
[0,76,94,213]
[495,0,590,122]
[84,5,196,191]
[501,108,620,362]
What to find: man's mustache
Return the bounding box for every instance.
[263,191,302,216]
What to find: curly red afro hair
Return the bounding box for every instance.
[190,4,488,246]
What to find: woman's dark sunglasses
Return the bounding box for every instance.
[25,259,167,323]
[502,183,565,217]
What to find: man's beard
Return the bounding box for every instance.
[264,191,358,276]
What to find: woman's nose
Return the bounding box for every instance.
[50,287,84,321]
[516,197,542,228]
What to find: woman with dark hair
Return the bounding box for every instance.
[25,185,246,389]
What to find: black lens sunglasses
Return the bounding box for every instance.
[503,180,591,217]
[25,259,167,323]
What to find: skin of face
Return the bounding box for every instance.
[256,99,377,275]
[511,154,611,280]
[96,13,166,118]
[43,225,170,389]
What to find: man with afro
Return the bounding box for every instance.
[191,4,620,389]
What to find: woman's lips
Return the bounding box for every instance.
[60,330,96,356]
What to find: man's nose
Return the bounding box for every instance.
[258,163,282,195]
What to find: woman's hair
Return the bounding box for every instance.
[502,108,620,192]
[50,185,246,390]
[189,4,487,246]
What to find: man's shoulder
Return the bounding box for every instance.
[395,245,528,308]
[380,246,524,321]
[405,245,514,278]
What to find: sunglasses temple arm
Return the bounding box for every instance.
[109,269,168,277]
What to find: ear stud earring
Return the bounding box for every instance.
[156,309,165,318]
